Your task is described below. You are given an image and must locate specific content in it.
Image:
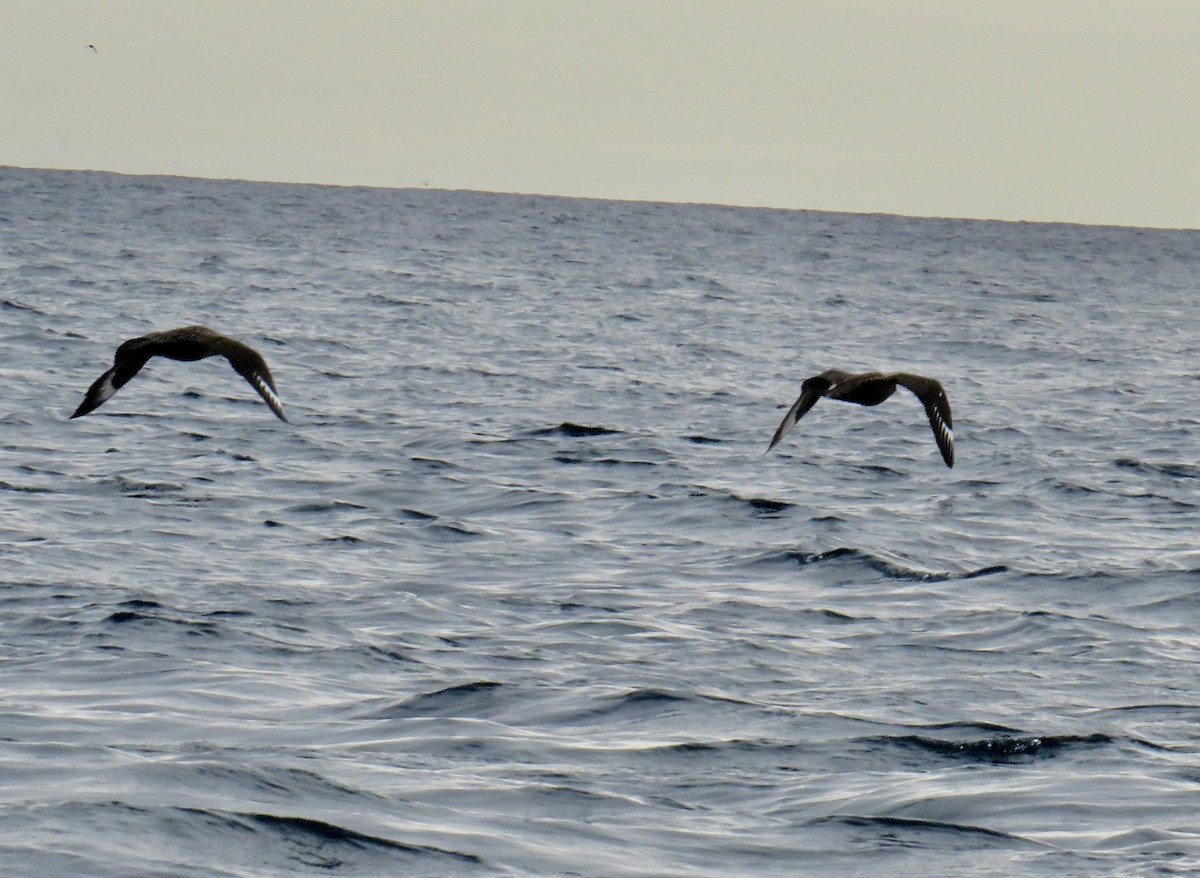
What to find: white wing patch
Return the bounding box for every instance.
[927,390,954,466]
[934,417,953,447]
[251,372,288,421]
[767,406,800,452]
[94,370,119,406]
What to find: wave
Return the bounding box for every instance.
[687,484,796,517]
[0,479,54,494]
[808,814,1040,848]
[552,453,657,467]
[550,687,757,727]
[876,731,1112,763]
[9,801,488,874]
[1114,457,1200,479]
[103,602,221,637]
[359,680,506,720]
[229,811,484,866]
[287,500,369,514]
[532,422,624,438]
[758,545,1008,582]
[2,298,47,314]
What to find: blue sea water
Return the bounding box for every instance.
[2,165,1199,876]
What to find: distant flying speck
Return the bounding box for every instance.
[87,44,98,53]
[71,325,288,422]
[767,369,954,467]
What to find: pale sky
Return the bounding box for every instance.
[5,0,1200,228]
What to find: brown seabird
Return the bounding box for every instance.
[766,369,953,467]
[71,325,288,422]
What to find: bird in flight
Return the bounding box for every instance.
[71,325,288,422]
[86,44,98,53]
[767,369,953,467]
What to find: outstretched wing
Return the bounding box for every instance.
[895,374,953,467]
[70,351,152,418]
[766,372,841,453]
[221,341,288,422]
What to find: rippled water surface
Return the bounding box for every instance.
[2,166,1200,876]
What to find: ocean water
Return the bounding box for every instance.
[2,165,1199,877]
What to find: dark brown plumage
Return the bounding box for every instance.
[767,369,953,467]
[70,325,288,422]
